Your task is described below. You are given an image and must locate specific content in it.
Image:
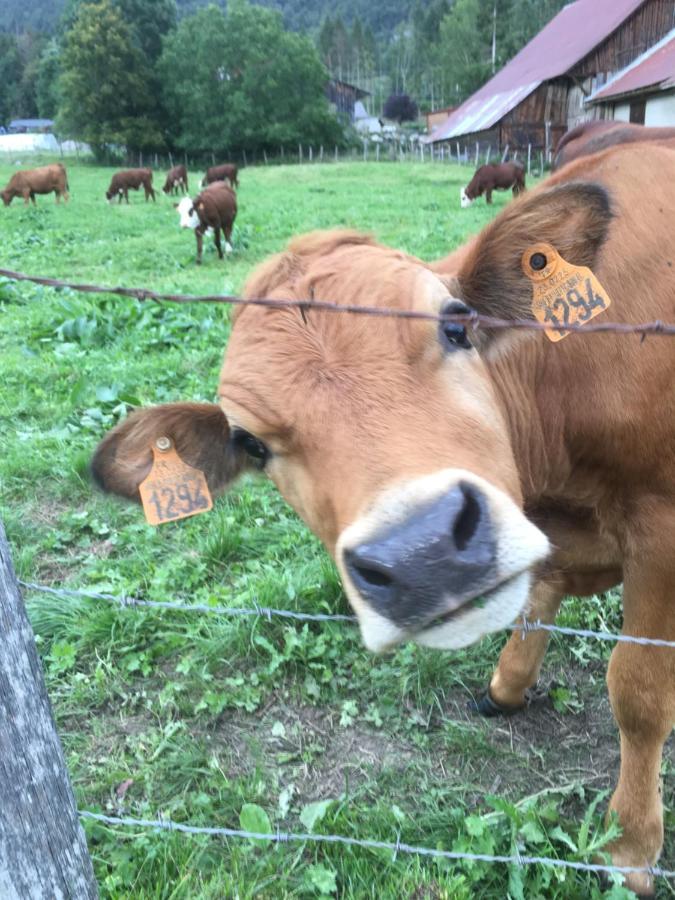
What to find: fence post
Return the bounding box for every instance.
[527,143,532,175]
[298,144,302,163]
[501,143,510,163]
[320,145,324,162]
[334,145,338,163]
[456,141,460,164]
[376,143,380,162]
[309,146,313,163]
[0,519,98,899]
[485,146,491,166]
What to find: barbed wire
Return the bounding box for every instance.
[19,580,675,648]
[2,267,675,336]
[79,810,675,882]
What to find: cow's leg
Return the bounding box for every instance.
[604,555,675,895]
[213,227,223,259]
[480,576,565,712]
[195,229,204,265]
[486,189,493,204]
[224,222,233,254]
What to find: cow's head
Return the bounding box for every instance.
[1,189,12,206]
[92,181,611,652]
[175,196,200,229]
[460,187,473,208]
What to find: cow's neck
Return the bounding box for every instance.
[486,339,572,507]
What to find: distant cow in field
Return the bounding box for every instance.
[553,121,675,169]
[175,182,237,264]
[163,164,188,195]
[460,162,525,207]
[95,141,675,895]
[105,169,156,203]
[1,163,69,206]
[201,163,239,189]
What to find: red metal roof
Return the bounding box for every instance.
[427,0,647,142]
[590,29,675,101]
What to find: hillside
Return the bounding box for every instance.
[0,0,408,37]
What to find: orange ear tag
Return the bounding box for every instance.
[522,242,612,342]
[138,437,213,525]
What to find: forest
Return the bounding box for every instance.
[0,0,569,155]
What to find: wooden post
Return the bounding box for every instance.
[168,151,174,168]
[309,146,313,162]
[298,143,302,163]
[527,143,532,175]
[501,143,510,163]
[0,519,98,898]
[243,150,247,167]
[334,145,338,162]
[320,145,324,162]
[455,141,460,164]
[363,141,367,161]
[485,146,491,166]
[376,143,380,162]
[263,149,268,165]
[539,150,544,175]
[474,142,479,166]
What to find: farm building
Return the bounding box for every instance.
[8,118,54,134]
[326,79,370,123]
[426,0,675,157]
[587,27,675,124]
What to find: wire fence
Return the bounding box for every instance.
[19,580,675,648]
[78,810,675,882]
[3,266,675,338]
[7,265,675,889]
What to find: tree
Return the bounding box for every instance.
[159,0,342,156]
[0,35,22,126]
[37,39,62,118]
[57,0,165,153]
[383,92,418,123]
[114,0,176,64]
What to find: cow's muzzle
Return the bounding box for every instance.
[337,469,549,652]
[344,482,495,629]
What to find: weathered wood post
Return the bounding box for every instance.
[527,143,532,175]
[0,520,98,899]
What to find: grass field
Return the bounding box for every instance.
[0,159,672,899]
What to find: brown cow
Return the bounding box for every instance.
[460,161,525,207]
[162,164,188,195]
[1,163,69,206]
[174,182,237,264]
[92,142,675,894]
[201,163,239,188]
[554,120,675,170]
[105,168,156,203]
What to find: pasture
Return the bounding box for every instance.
[0,159,672,899]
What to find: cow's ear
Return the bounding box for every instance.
[91,402,247,503]
[457,181,613,333]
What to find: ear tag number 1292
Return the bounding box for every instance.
[139,437,213,525]
[522,242,612,342]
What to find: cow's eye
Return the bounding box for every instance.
[232,430,269,467]
[440,300,473,351]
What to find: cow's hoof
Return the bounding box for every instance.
[467,689,523,717]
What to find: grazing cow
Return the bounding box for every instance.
[162,164,188,195]
[554,120,675,170]
[174,182,237,264]
[460,162,525,207]
[1,163,69,206]
[92,142,675,895]
[201,163,239,188]
[105,168,156,203]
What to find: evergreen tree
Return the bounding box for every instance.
[37,39,62,118]
[57,0,164,153]
[0,36,22,125]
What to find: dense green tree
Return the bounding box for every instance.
[57,0,164,152]
[159,0,342,155]
[0,35,22,125]
[115,0,176,63]
[37,39,62,118]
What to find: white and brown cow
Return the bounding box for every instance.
[175,182,237,264]
[92,142,675,895]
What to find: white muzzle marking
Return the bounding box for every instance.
[336,468,549,653]
[460,188,473,209]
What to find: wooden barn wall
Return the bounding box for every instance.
[500,82,567,152]
[571,0,675,79]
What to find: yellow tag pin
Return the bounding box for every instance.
[138,437,213,525]
[522,242,612,342]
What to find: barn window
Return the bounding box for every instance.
[629,98,646,124]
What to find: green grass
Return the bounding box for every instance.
[0,159,671,899]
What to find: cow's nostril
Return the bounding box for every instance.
[452,483,482,551]
[351,564,393,589]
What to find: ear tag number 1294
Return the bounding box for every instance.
[522,242,612,342]
[138,437,213,525]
